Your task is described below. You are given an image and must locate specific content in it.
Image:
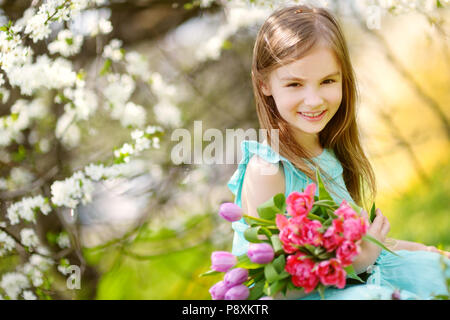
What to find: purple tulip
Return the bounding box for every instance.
[218,203,243,222]
[224,268,248,287]
[211,251,237,272]
[247,243,274,264]
[391,289,402,300]
[209,281,229,300]
[224,284,250,300]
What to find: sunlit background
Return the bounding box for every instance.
[0,0,449,299]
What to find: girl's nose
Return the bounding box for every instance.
[303,88,324,108]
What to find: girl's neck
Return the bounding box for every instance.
[292,130,323,157]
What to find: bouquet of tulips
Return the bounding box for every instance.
[200,168,396,300]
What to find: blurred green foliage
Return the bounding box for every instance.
[383,154,450,250]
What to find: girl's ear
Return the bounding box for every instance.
[260,80,272,96]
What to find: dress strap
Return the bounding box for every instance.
[226,140,309,207]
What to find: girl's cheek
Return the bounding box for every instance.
[321,89,341,105]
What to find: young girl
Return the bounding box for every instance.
[227,5,450,300]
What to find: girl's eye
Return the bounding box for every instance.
[322,79,336,84]
[287,83,301,87]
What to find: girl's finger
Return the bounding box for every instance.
[371,212,384,230]
[381,218,390,236]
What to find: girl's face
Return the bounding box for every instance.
[261,44,342,143]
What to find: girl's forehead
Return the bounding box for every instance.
[272,45,341,79]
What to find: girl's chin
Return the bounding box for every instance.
[289,124,325,136]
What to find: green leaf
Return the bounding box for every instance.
[432,294,449,300]
[46,231,58,246]
[263,281,270,296]
[100,58,111,76]
[275,270,290,281]
[270,235,283,254]
[363,235,400,256]
[267,278,288,296]
[264,262,279,283]
[235,254,265,269]
[243,214,275,226]
[272,254,285,274]
[317,252,334,260]
[306,212,326,223]
[369,202,376,223]
[222,40,232,50]
[259,227,272,239]
[317,284,326,300]
[198,269,221,277]
[243,227,262,243]
[12,145,26,162]
[315,167,333,202]
[248,279,265,300]
[303,244,317,256]
[256,193,286,220]
[344,265,365,283]
[286,281,296,291]
[243,225,273,243]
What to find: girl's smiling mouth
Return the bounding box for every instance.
[297,110,327,121]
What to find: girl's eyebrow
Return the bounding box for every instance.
[280,71,341,81]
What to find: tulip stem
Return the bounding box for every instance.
[243,214,275,225]
[249,270,264,281]
[307,212,325,223]
[313,202,336,210]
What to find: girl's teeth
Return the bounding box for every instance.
[301,111,322,117]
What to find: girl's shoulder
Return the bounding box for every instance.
[227,139,343,198]
[227,140,285,200]
[247,139,344,181]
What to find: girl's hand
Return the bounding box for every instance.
[361,208,391,244]
[353,208,391,273]
[425,246,450,259]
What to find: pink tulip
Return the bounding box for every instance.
[336,240,359,266]
[224,268,248,287]
[275,214,289,230]
[322,225,344,252]
[342,217,367,241]
[286,184,316,218]
[211,251,237,272]
[335,200,358,219]
[224,284,249,300]
[209,280,229,300]
[316,258,346,289]
[298,218,323,246]
[247,243,274,264]
[218,202,243,222]
[285,252,319,293]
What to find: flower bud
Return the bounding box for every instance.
[224,268,248,287]
[219,202,243,222]
[247,243,274,264]
[209,281,229,300]
[211,251,237,272]
[224,284,249,300]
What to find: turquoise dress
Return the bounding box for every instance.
[227,140,450,300]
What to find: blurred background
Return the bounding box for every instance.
[0,0,449,299]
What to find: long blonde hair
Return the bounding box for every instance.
[252,5,376,209]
